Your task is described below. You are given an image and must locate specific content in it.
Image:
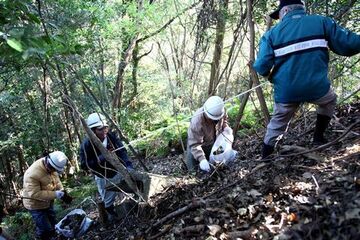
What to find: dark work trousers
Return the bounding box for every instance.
[29,205,56,239]
[264,87,337,146]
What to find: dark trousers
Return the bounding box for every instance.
[29,206,56,239]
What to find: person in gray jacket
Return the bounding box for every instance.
[253,0,360,159]
[187,96,230,172]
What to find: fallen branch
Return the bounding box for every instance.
[220,228,254,239]
[145,199,205,235]
[280,145,324,161]
[148,224,173,240]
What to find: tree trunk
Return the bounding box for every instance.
[42,65,50,152]
[130,42,139,106]
[247,0,270,124]
[233,79,253,136]
[111,35,139,113]
[208,0,229,96]
[56,63,82,171]
[16,144,25,176]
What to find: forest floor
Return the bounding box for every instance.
[77,101,360,240]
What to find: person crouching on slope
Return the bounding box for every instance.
[187,96,235,172]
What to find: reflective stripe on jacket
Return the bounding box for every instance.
[23,159,63,210]
[253,9,360,103]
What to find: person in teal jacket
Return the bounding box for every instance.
[253,0,360,158]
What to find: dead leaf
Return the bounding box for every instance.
[247,189,262,198]
[345,208,360,220]
[207,224,222,236]
[194,216,203,223]
[302,172,312,179]
[237,208,247,216]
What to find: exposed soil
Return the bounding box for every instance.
[79,101,360,240]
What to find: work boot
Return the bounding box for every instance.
[313,114,331,145]
[105,205,120,222]
[261,143,274,159]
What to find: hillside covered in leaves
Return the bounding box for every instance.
[64,101,360,240]
[0,0,359,239]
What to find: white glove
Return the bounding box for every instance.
[55,191,64,199]
[199,159,210,172]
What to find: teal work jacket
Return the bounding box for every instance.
[253,9,360,103]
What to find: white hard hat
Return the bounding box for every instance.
[86,113,109,129]
[48,151,68,172]
[203,96,225,120]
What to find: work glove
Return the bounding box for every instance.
[199,159,211,172]
[55,191,64,199]
[61,191,73,204]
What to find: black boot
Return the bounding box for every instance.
[262,143,274,159]
[313,114,331,145]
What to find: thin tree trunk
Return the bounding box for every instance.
[247,0,270,124]
[130,42,139,106]
[157,42,187,169]
[221,10,247,98]
[42,64,50,152]
[233,79,253,136]
[127,43,152,107]
[16,144,25,176]
[56,63,82,144]
[55,63,82,171]
[112,35,139,113]
[208,0,229,96]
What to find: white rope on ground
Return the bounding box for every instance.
[112,81,270,153]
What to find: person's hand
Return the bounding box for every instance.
[55,191,64,199]
[61,191,73,204]
[199,159,211,172]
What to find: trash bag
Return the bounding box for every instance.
[209,127,237,165]
[55,209,93,238]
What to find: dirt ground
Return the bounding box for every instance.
[80,101,360,240]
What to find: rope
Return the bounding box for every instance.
[112,81,269,153]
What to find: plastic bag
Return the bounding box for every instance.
[55,209,93,238]
[209,127,237,165]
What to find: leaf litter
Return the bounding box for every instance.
[78,101,360,240]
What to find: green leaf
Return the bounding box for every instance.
[6,38,23,52]
[27,13,41,24]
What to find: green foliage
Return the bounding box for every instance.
[134,114,189,157]
[4,211,34,239]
